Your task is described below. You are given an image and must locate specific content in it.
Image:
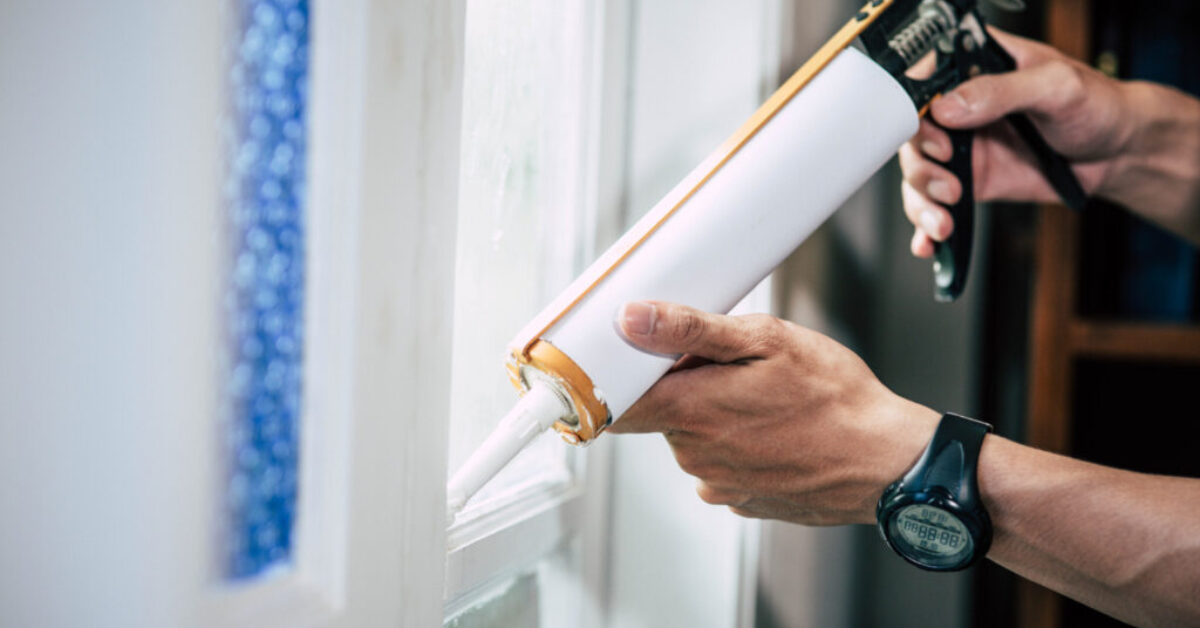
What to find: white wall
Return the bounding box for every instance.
[604,2,778,627]
[0,2,221,626]
[0,2,470,627]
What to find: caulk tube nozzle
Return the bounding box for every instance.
[446,381,569,521]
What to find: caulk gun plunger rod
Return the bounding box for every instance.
[446,382,569,520]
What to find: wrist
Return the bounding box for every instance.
[1098,81,1200,229]
[975,433,1049,565]
[862,395,940,523]
[1094,80,1150,203]
[875,412,993,570]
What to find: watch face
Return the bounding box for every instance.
[888,503,974,568]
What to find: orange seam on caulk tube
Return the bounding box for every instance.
[512,340,609,443]
[507,0,898,443]
[516,0,897,357]
[919,93,942,119]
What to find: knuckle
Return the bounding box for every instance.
[696,482,730,506]
[757,316,789,351]
[673,447,701,475]
[897,142,919,172]
[1046,61,1085,110]
[728,506,755,518]
[745,313,780,337]
[734,314,783,356]
[672,310,706,345]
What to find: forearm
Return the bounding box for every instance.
[979,435,1200,627]
[1101,81,1200,243]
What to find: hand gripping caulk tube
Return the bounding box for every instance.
[446,0,1086,518]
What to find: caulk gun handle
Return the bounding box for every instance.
[929,28,1088,302]
[929,114,1086,301]
[931,126,976,302]
[979,33,1088,212]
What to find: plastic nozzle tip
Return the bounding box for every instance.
[443,381,569,517]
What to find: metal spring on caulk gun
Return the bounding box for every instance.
[888,0,956,66]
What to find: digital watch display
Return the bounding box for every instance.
[877,413,993,571]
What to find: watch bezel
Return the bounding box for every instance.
[877,484,992,572]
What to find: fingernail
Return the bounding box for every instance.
[920,140,943,159]
[920,210,942,239]
[937,91,969,120]
[620,302,656,336]
[927,179,953,204]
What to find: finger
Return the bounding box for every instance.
[695,480,745,507]
[606,385,677,434]
[986,26,1056,68]
[607,366,712,434]
[905,48,937,80]
[911,228,935,259]
[610,347,767,435]
[901,181,954,242]
[931,59,1084,130]
[912,118,951,162]
[898,142,962,205]
[669,354,713,374]
[616,301,768,363]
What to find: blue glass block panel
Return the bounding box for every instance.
[223,0,308,580]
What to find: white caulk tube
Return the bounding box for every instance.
[448,44,919,516]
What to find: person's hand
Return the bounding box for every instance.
[900,28,1136,258]
[608,301,939,525]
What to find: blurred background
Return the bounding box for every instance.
[1,1,1197,628]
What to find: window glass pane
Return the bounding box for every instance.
[222,0,309,579]
[448,0,594,510]
[445,574,539,628]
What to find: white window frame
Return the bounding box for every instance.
[208,0,362,623]
[202,0,799,625]
[209,0,470,626]
[441,1,621,625]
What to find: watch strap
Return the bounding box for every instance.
[900,413,992,512]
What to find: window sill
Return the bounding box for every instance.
[444,479,585,603]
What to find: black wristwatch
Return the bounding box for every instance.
[876,412,993,571]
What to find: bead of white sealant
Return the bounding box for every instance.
[446,381,570,522]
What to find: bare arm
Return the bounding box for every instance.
[899,29,1200,253]
[980,436,1200,628]
[1104,82,1200,240]
[610,301,1200,627]
[979,437,1200,628]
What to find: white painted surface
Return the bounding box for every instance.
[441,3,614,628]
[332,1,466,626]
[0,2,220,627]
[0,1,468,626]
[605,2,805,627]
[447,0,600,508]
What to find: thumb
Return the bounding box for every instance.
[930,60,1077,130]
[616,301,760,363]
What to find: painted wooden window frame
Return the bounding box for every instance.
[204,0,796,626]
[209,0,468,625]
[441,1,621,625]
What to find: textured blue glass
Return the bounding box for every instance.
[223,0,308,580]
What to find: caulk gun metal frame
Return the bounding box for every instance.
[858,0,1088,300]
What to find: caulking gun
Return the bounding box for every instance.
[447,0,1087,517]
